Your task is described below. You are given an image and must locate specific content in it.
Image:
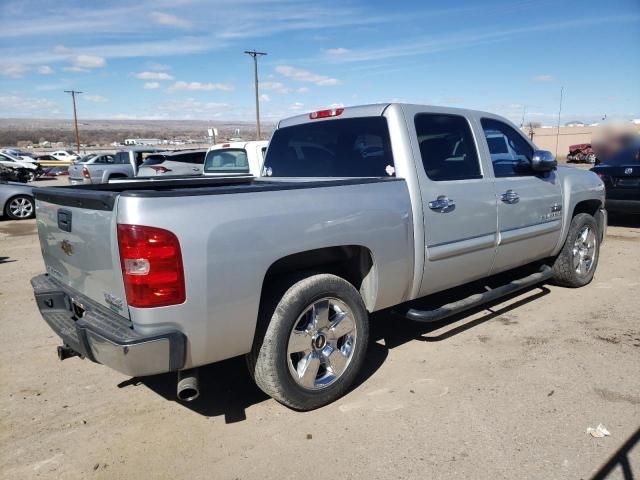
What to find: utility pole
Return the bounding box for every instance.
[244,50,267,140]
[64,90,82,153]
[555,86,563,158]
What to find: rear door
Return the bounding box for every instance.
[479,117,563,273]
[406,109,498,296]
[34,189,129,316]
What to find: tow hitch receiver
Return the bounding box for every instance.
[57,345,80,361]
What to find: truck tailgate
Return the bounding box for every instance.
[34,188,129,317]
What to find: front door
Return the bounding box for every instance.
[479,117,563,274]
[410,111,498,296]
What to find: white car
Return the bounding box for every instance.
[51,150,80,161]
[203,141,268,177]
[0,151,40,181]
[1,148,37,162]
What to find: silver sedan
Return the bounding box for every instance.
[0,181,35,220]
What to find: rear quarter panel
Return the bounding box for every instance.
[117,180,414,368]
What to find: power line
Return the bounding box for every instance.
[64,90,82,154]
[244,50,267,140]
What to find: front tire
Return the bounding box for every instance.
[248,274,369,411]
[551,213,600,287]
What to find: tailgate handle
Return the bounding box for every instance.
[57,209,72,232]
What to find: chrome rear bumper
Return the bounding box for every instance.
[31,274,185,377]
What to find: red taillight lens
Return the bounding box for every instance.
[82,167,90,178]
[222,144,230,148]
[117,224,185,308]
[149,166,171,173]
[309,108,344,119]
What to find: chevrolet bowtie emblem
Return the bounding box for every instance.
[624,167,633,175]
[60,239,74,256]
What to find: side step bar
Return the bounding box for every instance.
[404,265,553,323]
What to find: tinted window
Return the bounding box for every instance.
[414,114,481,181]
[481,118,534,177]
[94,155,115,164]
[264,117,394,177]
[204,149,249,173]
[114,152,128,164]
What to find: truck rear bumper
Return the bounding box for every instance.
[31,274,186,377]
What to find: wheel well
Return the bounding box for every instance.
[261,246,376,311]
[572,199,601,218]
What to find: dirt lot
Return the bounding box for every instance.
[1,177,639,480]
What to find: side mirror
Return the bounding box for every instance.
[531,150,557,172]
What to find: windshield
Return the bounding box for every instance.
[264,117,395,177]
[204,148,249,173]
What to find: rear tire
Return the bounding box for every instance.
[551,213,600,287]
[247,274,369,411]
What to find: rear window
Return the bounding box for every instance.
[264,117,395,177]
[204,149,249,173]
[143,151,205,166]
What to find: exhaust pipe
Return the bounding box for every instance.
[177,369,200,402]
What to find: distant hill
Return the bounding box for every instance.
[0,118,273,146]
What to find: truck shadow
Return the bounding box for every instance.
[123,283,550,424]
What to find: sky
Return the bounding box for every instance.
[0,0,639,125]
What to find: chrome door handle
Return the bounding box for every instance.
[500,190,519,204]
[428,195,456,212]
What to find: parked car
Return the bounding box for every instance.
[2,148,37,162]
[567,143,596,164]
[0,164,30,183]
[203,141,268,176]
[30,103,606,410]
[51,150,80,161]
[590,138,640,214]
[137,149,208,177]
[68,148,157,184]
[36,154,61,162]
[0,180,34,219]
[0,151,41,182]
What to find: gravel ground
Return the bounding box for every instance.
[1,177,638,479]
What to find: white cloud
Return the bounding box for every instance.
[276,65,340,86]
[145,62,170,71]
[157,98,230,115]
[325,47,351,56]
[297,87,310,93]
[0,63,27,78]
[150,11,192,29]
[37,65,54,74]
[168,81,234,92]
[71,55,106,69]
[0,95,60,115]
[134,71,174,81]
[143,82,161,89]
[260,94,270,102]
[531,74,554,82]
[261,81,290,94]
[63,66,89,73]
[51,45,72,55]
[290,102,304,111]
[84,95,108,102]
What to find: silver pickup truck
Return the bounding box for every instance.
[31,104,606,410]
[68,148,159,185]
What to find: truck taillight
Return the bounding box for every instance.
[309,108,344,119]
[117,224,185,308]
[82,167,90,178]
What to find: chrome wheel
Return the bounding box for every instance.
[572,225,597,275]
[287,297,357,390]
[8,196,34,218]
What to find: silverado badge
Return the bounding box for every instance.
[60,239,74,256]
[625,167,633,175]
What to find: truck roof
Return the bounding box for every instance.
[277,103,501,129]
